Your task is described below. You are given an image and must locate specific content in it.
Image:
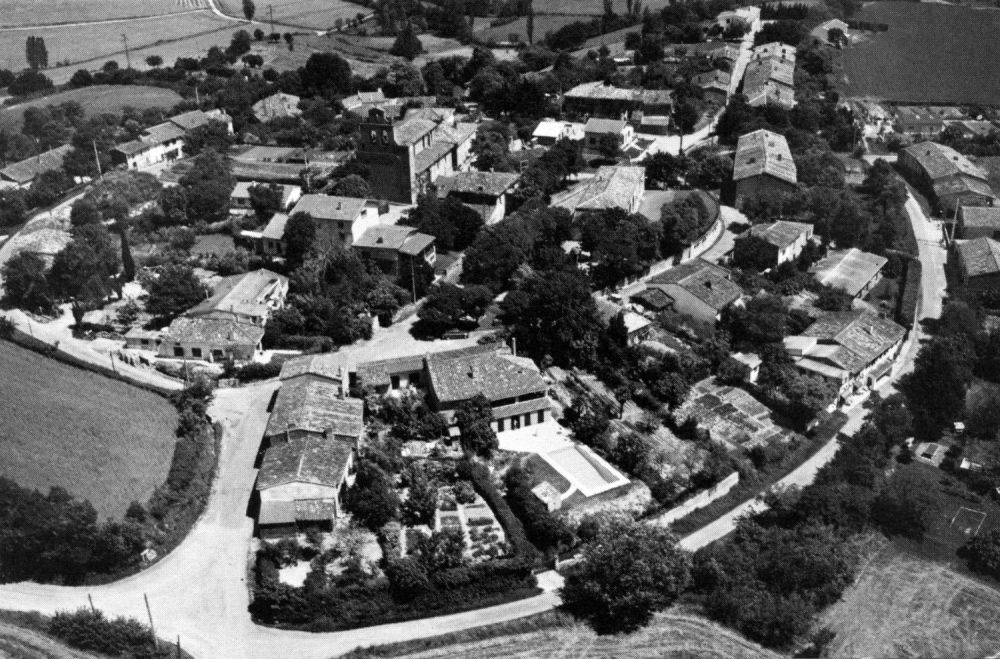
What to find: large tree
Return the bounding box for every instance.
[48,225,120,304]
[178,149,236,223]
[390,23,424,60]
[141,264,207,318]
[282,211,317,271]
[2,252,53,313]
[242,0,256,20]
[455,393,498,458]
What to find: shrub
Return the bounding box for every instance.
[457,459,535,560]
[48,609,155,656]
[504,466,576,552]
[454,480,476,504]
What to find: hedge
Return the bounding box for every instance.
[457,459,536,560]
[897,258,922,328]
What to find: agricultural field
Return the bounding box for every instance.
[843,2,1000,105]
[215,0,368,30]
[0,85,183,134]
[0,341,177,520]
[474,14,592,44]
[820,539,1000,658]
[0,0,208,29]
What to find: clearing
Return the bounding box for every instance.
[0,341,177,520]
[843,2,1000,104]
[0,85,183,134]
[215,0,368,29]
[819,538,1000,658]
[0,0,208,29]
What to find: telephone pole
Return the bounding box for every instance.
[121,34,131,70]
[92,140,103,179]
[144,593,159,651]
[269,5,275,36]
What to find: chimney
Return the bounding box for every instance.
[467,362,476,379]
[337,201,342,210]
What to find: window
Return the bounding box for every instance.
[369,129,377,143]
[537,410,545,424]
[381,129,389,145]
[390,375,400,389]
[212,350,224,361]
[497,418,505,432]
[511,416,521,430]
[173,346,184,357]
[191,347,202,358]
[140,338,149,346]
[524,413,531,427]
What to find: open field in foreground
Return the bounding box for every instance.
[820,539,1000,658]
[350,610,780,659]
[0,341,177,520]
[0,85,183,133]
[843,2,1000,104]
[216,0,367,29]
[0,0,208,29]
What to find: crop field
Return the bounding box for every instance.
[0,85,183,133]
[215,0,367,30]
[820,539,1000,658]
[843,2,1000,105]
[0,341,177,520]
[0,0,208,28]
[475,14,592,43]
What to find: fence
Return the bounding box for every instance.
[650,471,740,527]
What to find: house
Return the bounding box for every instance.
[263,379,363,444]
[185,269,289,326]
[692,70,731,106]
[642,258,743,323]
[157,317,265,362]
[583,117,635,152]
[340,88,386,113]
[435,170,520,225]
[671,42,740,64]
[810,248,888,298]
[0,144,73,188]
[532,119,585,146]
[229,146,347,184]
[943,119,997,139]
[355,107,477,204]
[811,18,849,43]
[742,56,796,109]
[731,352,762,384]
[255,213,289,257]
[732,129,798,206]
[286,194,380,248]
[958,205,1000,239]
[252,92,301,122]
[783,309,906,403]
[595,298,653,346]
[110,109,233,169]
[356,353,429,393]
[551,165,645,216]
[229,182,301,216]
[955,237,1000,290]
[278,353,350,387]
[741,220,814,265]
[562,81,673,122]
[898,141,996,212]
[717,6,761,33]
[895,106,945,139]
[752,42,797,63]
[352,224,436,276]
[124,328,163,351]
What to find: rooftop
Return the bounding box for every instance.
[413,141,455,173]
[279,353,350,383]
[353,225,435,255]
[902,141,988,182]
[257,435,354,490]
[252,92,301,120]
[290,194,367,222]
[744,56,795,89]
[584,117,628,134]
[810,248,888,297]
[565,81,672,106]
[427,348,547,405]
[957,236,1000,277]
[0,144,73,184]
[647,259,743,311]
[162,317,265,346]
[748,220,813,249]
[436,170,520,198]
[186,269,287,320]
[265,379,364,438]
[961,205,1000,231]
[799,309,906,374]
[733,129,797,184]
[933,175,997,201]
[393,117,438,145]
[551,165,645,213]
[261,213,289,241]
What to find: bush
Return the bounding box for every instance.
[504,466,575,552]
[457,459,535,560]
[48,609,155,656]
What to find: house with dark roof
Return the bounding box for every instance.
[641,258,744,323]
[898,141,997,212]
[111,109,232,169]
[742,57,796,108]
[0,144,73,188]
[286,194,380,248]
[958,205,1000,239]
[356,107,477,204]
[186,269,288,326]
[740,220,814,265]
[353,224,436,276]
[157,317,265,362]
[252,92,301,122]
[435,170,520,224]
[563,81,673,123]
[692,70,731,106]
[955,237,1000,290]
[894,106,946,139]
[783,309,906,403]
[264,379,363,444]
[583,117,635,153]
[551,165,645,216]
[732,129,798,206]
[810,248,888,298]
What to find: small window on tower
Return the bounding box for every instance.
[381,129,389,144]
[369,129,377,143]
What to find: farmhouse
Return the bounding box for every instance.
[186,269,288,326]
[670,42,740,65]
[158,317,265,362]
[716,6,761,33]
[641,258,744,323]
[752,42,797,63]
[229,182,301,216]
[532,119,585,146]
[340,89,386,113]
[898,141,996,212]
[894,106,946,139]
[810,248,888,298]
[943,119,997,138]
[252,92,301,122]
[562,81,673,122]
[741,220,814,266]
[0,145,73,188]
[355,107,476,204]
[264,379,363,444]
[783,309,906,403]
[352,224,436,276]
[111,109,232,169]
[551,165,645,216]
[958,205,1000,239]
[732,129,798,205]
[955,237,1000,290]
[435,170,520,224]
[286,194,380,248]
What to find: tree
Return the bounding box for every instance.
[283,212,316,271]
[597,132,619,159]
[140,264,207,318]
[178,149,236,223]
[301,52,352,99]
[526,0,535,44]
[70,199,102,227]
[145,55,163,68]
[732,234,776,271]
[963,530,1000,579]
[69,69,93,87]
[417,283,492,336]
[2,252,53,312]
[414,528,467,572]
[0,190,27,227]
[119,227,136,283]
[827,28,845,46]
[243,0,256,21]
[48,225,120,304]
[327,175,371,198]
[903,335,974,437]
[283,32,294,51]
[183,120,235,157]
[561,518,691,633]
[25,36,48,70]
[228,30,253,57]
[247,182,283,222]
[402,463,439,525]
[455,393,498,458]
[391,23,424,60]
[8,70,53,97]
[345,460,400,531]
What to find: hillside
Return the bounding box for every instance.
[0,85,183,134]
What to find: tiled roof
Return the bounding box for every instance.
[748,220,812,248]
[168,109,216,131]
[257,435,354,490]
[693,70,731,90]
[584,117,628,134]
[290,194,366,222]
[142,121,186,145]
[235,145,301,162]
[427,348,547,405]
[393,117,438,145]
[435,171,520,197]
[0,145,73,184]
[353,225,435,255]
[733,129,797,184]
[753,42,797,63]
[252,92,301,120]
[403,106,455,123]
[265,379,364,438]
[434,122,477,146]
[801,310,906,374]
[810,248,888,297]
[258,498,338,525]
[113,140,153,156]
[162,317,265,346]
[902,142,988,182]
[231,160,311,184]
[413,141,454,173]
[934,176,996,201]
[744,56,795,88]
[341,89,386,110]
[279,353,350,383]
[551,165,644,213]
[186,269,287,320]
[957,237,1000,277]
[261,213,289,240]
[355,343,498,388]
[647,259,743,311]
[961,206,1000,231]
[745,80,796,108]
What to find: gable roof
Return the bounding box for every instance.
[957,237,1000,277]
[435,171,520,198]
[647,259,743,311]
[426,348,547,405]
[753,42,797,63]
[733,129,797,184]
[186,269,287,320]
[162,317,265,346]
[748,220,812,249]
[353,225,435,255]
[692,70,731,90]
[902,141,988,182]
[142,121,187,145]
[290,194,367,222]
[934,176,997,201]
[744,56,795,89]
[341,89,386,110]
[810,248,888,297]
[265,379,364,438]
[961,206,1000,232]
[584,117,628,134]
[393,117,438,145]
[800,309,906,374]
[551,165,645,213]
[279,353,350,383]
[0,144,73,184]
[257,435,354,490]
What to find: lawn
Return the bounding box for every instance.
[215,0,368,29]
[843,2,1000,104]
[0,85,183,134]
[0,340,177,520]
[819,538,1000,658]
[0,0,208,28]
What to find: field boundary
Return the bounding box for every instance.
[0,9,211,31]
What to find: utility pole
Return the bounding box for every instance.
[87,594,96,614]
[409,257,416,304]
[269,4,275,36]
[121,34,131,70]
[144,593,159,651]
[92,140,103,179]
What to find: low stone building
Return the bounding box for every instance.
[955,236,1000,290]
[157,317,265,362]
[435,170,520,225]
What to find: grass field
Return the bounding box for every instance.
[349,610,781,658]
[0,0,208,29]
[843,2,1000,104]
[819,538,1000,658]
[475,14,593,43]
[0,341,177,520]
[0,85,183,133]
[216,0,367,30]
